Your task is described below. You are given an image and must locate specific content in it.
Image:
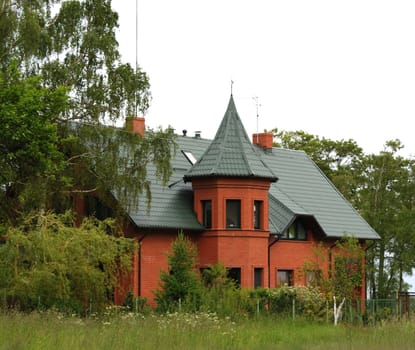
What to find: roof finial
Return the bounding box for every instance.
[231,80,234,96]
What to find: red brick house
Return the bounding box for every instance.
[97,96,379,305]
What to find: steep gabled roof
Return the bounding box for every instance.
[183,96,277,182]
[263,147,380,239]
[125,134,379,240]
[122,96,379,240]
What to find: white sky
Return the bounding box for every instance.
[112,0,415,157]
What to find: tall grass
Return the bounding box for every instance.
[1,310,415,350]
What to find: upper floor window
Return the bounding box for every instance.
[226,200,241,229]
[282,221,307,240]
[202,200,212,228]
[253,200,262,229]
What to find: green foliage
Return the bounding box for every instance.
[1,0,150,121]
[62,122,177,215]
[0,1,177,226]
[0,211,135,313]
[331,237,364,300]
[3,311,415,350]
[0,61,69,224]
[302,237,364,302]
[357,142,415,298]
[155,232,202,312]
[267,286,326,320]
[200,263,244,318]
[122,293,151,315]
[272,128,415,300]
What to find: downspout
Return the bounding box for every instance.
[137,233,147,297]
[363,240,376,301]
[328,241,337,279]
[268,234,281,288]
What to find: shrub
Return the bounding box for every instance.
[0,212,135,314]
[268,285,326,319]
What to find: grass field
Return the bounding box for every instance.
[1,311,414,350]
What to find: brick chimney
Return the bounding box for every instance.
[252,132,273,150]
[125,116,145,137]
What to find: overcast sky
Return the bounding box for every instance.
[112,0,415,158]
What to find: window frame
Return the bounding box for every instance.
[181,150,197,165]
[254,267,263,288]
[305,269,322,286]
[227,267,241,287]
[202,200,212,228]
[253,200,262,230]
[277,269,294,287]
[226,199,241,229]
[281,221,307,240]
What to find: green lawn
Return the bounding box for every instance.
[1,311,414,350]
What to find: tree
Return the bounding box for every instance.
[0,0,177,225]
[302,237,365,302]
[357,141,415,298]
[0,211,136,312]
[155,232,202,312]
[0,62,68,226]
[272,128,415,298]
[1,0,149,121]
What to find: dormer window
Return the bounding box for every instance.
[226,200,241,229]
[282,221,307,240]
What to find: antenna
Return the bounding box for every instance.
[253,96,261,143]
[135,0,139,116]
[231,80,234,95]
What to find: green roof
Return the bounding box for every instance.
[264,148,380,239]
[124,97,379,240]
[183,96,277,182]
[127,136,210,231]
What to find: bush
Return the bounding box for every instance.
[268,286,326,319]
[0,212,136,314]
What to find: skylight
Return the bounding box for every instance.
[182,150,197,165]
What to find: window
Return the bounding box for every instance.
[202,200,212,228]
[253,200,262,229]
[181,150,197,165]
[282,221,307,240]
[227,268,241,287]
[306,270,322,286]
[85,196,113,220]
[226,200,241,228]
[277,270,293,287]
[254,268,263,288]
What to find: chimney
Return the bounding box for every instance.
[125,116,145,137]
[252,132,273,150]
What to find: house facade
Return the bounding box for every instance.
[86,96,379,306]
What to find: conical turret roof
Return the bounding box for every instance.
[183,95,277,182]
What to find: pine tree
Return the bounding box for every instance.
[155,232,202,312]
